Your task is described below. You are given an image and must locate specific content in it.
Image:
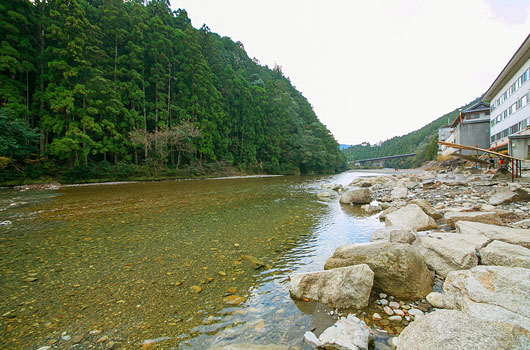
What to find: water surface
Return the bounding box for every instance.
[0,172,385,349]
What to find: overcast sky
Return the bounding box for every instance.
[172,0,530,145]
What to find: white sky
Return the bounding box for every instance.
[171,0,530,145]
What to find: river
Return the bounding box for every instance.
[0,171,390,349]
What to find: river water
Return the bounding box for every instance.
[0,171,389,349]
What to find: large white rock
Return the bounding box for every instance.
[413,232,488,277]
[385,204,439,231]
[324,242,433,300]
[391,186,408,200]
[408,199,442,219]
[479,240,530,268]
[369,226,413,242]
[489,187,529,205]
[316,314,373,350]
[340,189,371,205]
[396,310,530,350]
[443,265,530,331]
[456,221,530,249]
[444,211,502,228]
[289,264,373,309]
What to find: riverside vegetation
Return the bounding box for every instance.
[0,0,345,185]
[291,165,530,350]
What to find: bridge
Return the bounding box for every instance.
[352,153,416,167]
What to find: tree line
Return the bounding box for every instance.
[0,0,345,182]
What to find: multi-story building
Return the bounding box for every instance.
[483,34,530,157]
[449,101,491,155]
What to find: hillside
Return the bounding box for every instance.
[342,98,481,168]
[0,0,345,183]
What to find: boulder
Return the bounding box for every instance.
[317,191,333,198]
[479,240,530,268]
[426,292,445,308]
[324,242,433,300]
[443,265,530,330]
[489,187,529,205]
[306,314,373,350]
[396,310,530,350]
[456,221,530,248]
[369,226,413,242]
[385,204,438,231]
[413,232,488,277]
[408,199,442,219]
[378,206,397,220]
[289,264,373,309]
[340,189,371,205]
[391,186,408,200]
[389,228,416,244]
[444,211,502,228]
[361,204,382,213]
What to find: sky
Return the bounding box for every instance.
[171,0,530,145]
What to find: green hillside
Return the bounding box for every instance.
[342,98,481,168]
[0,0,345,184]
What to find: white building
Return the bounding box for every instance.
[483,34,530,155]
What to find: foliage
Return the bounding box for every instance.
[0,0,345,183]
[342,98,480,168]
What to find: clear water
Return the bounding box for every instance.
[0,172,386,349]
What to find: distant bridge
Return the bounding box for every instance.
[352,153,416,167]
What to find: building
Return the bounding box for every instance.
[437,125,453,152]
[483,34,530,158]
[449,101,491,155]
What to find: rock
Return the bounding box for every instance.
[396,310,530,350]
[444,211,502,228]
[489,187,529,205]
[37,347,51,350]
[325,242,433,300]
[394,309,405,316]
[223,295,247,305]
[456,221,530,248]
[218,271,227,277]
[443,266,530,330]
[369,226,412,242]
[71,335,83,344]
[189,285,202,293]
[388,315,402,322]
[407,308,424,317]
[479,240,530,268]
[96,335,108,344]
[227,286,237,294]
[426,292,445,308]
[389,301,400,309]
[378,206,397,220]
[408,199,443,219]
[304,331,320,347]
[385,204,438,231]
[383,306,393,315]
[391,187,408,200]
[413,232,488,277]
[361,204,382,213]
[318,314,373,350]
[379,298,388,305]
[372,313,382,320]
[512,218,530,229]
[340,188,372,205]
[211,343,288,350]
[481,204,497,211]
[389,229,416,244]
[240,255,266,269]
[289,264,373,309]
[317,191,333,198]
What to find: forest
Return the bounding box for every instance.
[0,0,346,183]
[342,98,480,168]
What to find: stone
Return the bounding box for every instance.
[444,211,502,228]
[304,331,320,347]
[96,335,108,344]
[413,232,488,277]
[372,313,382,321]
[396,310,530,350]
[227,286,237,294]
[479,240,530,268]
[407,308,424,317]
[393,309,405,316]
[218,271,227,277]
[388,315,402,322]
[389,301,400,309]
[317,191,333,198]
[223,295,247,305]
[340,188,372,205]
[361,204,382,213]
[385,204,438,231]
[289,264,374,309]
[240,255,266,269]
[71,335,83,344]
[379,298,388,305]
[211,344,288,350]
[318,315,373,350]
[489,187,529,205]
[408,199,442,219]
[324,242,433,300]
[369,226,411,242]
[383,306,393,315]
[512,218,530,229]
[391,187,408,200]
[443,266,530,330]
[389,229,416,244]
[426,292,445,308]
[456,221,530,249]
[189,285,202,293]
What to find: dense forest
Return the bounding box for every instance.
[0,0,345,183]
[342,98,480,168]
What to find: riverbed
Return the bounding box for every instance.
[0,172,387,349]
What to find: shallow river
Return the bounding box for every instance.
[0,171,390,350]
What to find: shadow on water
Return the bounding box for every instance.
[0,171,388,349]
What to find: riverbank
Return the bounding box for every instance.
[293,166,530,349]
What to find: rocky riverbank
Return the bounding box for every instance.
[294,167,530,350]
